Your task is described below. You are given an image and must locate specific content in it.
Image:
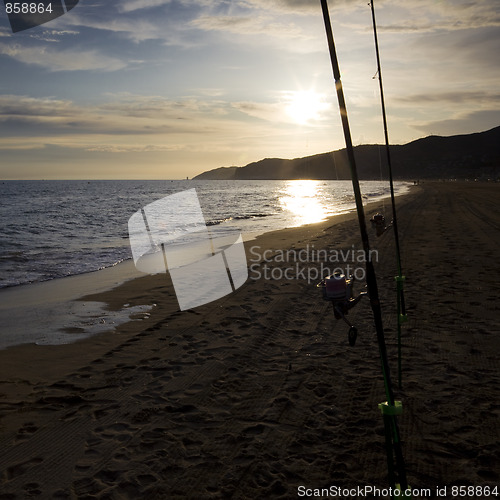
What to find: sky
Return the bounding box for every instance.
[0,0,499,179]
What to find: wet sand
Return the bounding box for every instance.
[0,181,498,498]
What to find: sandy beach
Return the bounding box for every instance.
[0,181,498,499]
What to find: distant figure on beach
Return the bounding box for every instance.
[370,212,387,237]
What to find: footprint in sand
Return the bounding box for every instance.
[6,457,43,480]
[15,422,39,441]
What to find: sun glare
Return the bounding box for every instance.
[285,90,328,125]
[279,180,327,225]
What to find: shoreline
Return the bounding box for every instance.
[0,186,415,352]
[0,181,498,497]
[0,179,413,291]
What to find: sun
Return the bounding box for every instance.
[285,90,328,125]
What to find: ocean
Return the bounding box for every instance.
[0,179,410,290]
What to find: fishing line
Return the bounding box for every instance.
[320,0,409,494]
[369,0,408,389]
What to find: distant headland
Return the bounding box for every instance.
[193,126,500,181]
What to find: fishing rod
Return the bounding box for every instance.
[369,0,407,389]
[320,0,409,494]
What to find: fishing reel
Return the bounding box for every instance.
[317,272,367,346]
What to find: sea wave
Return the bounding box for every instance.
[0,179,411,288]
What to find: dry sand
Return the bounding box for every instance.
[0,181,498,499]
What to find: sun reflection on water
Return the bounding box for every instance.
[279,180,328,226]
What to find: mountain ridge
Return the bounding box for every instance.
[193,126,500,180]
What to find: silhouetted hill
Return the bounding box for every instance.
[193,166,238,180]
[193,126,500,180]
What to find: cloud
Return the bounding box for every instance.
[56,7,208,48]
[190,14,308,40]
[99,94,231,119]
[0,94,245,146]
[0,95,76,116]
[412,109,500,136]
[10,0,317,50]
[191,88,226,97]
[396,25,500,93]
[118,0,216,13]
[0,92,336,171]
[240,0,340,14]
[396,91,500,107]
[323,0,500,37]
[28,29,80,43]
[0,42,126,71]
[0,139,48,150]
[372,0,500,34]
[118,0,173,13]
[232,101,287,123]
[69,15,167,43]
[85,143,184,152]
[0,94,170,137]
